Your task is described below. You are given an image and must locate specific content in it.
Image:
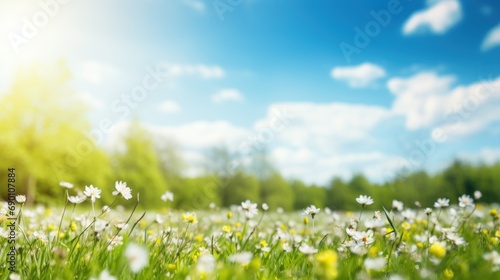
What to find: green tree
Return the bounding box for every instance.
[291,180,326,210]
[260,172,294,210]
[171,176,221,209]
[220,171,260,207]
[0,62,110,205]
[326,177,351,210]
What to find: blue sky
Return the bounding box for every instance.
[1,0,500,184]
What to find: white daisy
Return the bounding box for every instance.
[228,251,253,265]
[125,243,149,273]
[241,200,259,219]
[112,181,132,200]
[458,194,474,208]
[161,191,174,202]
[262,203,269,211]
[303,205,320,218]
[68,195,86,204]
[299,244,318,255]
[356,195,374,206]
[84,185,101,203]
[434,198,450,208]
[197,254,216,273]
[392,200,404,211]
[15,195,26,203]
[364,257,387,270]
[352,230,375,246]
[59,181,74,189]
[474,190,482,200]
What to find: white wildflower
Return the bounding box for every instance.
[112,181,132,200]
[84,185,101,202]
[125,243,149,273]
[356,195,374,206]
[59,181,74,189]
[161,191,174,202]
[228,252,253,265]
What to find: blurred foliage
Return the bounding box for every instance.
[110,119,168,209]
[1,63,500,210]
[0,62,111,205]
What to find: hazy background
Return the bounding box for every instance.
[1,0,500,209]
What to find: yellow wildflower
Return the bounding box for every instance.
[429,243,446,258]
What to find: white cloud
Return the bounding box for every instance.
[150,121,250,150]
[388,72,500,136]
[212,89,244,103]
[388,72,456,129]
[481,23,500,51]
[255,102,391,152]
[81,61,120,84]
[160,63,225,79]
[403,0,462,35]
[459,148,500,164]
[183,0,205,12]
[272,147,403,184]
[331,63,386,88]
[159,100,181,114]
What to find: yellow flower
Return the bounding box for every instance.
[182,212,198,224]
[316,250,338,267]
[304,216,309,225]
[222,225,231,233]
[491,237,499,245]
[495,231,500,238]
[235,222,242,228]
[401,222,410,230]
[280,224,287,230]
[315,250,338,280]
[167,263,176,273]
[196,234,203,242]
[369,246,378,257]
[429,243,446,259]
[70,222,77,231]
[260,240,268,248]
[443,269,454,279]
[227,211,233,219]
[48,224,55,231]
[490,208,498,218]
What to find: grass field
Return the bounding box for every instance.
[2,184,500,279]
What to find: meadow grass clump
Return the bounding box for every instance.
[1,183,500,279]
